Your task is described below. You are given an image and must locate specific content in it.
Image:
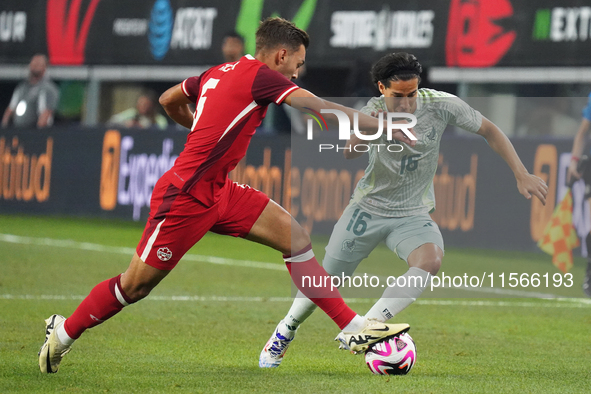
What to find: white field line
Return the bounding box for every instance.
[0,293,590,307]
[0,233,285,271]
[0,233,587,302]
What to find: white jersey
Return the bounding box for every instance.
[352,88,483,217]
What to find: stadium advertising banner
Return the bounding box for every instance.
[0,127,289,221]
[0,127,586,256]
[0,128,182,218]
[2,0,591,67]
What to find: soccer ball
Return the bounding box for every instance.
[364,332,416,375]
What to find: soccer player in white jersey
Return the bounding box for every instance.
[259,52,549,368]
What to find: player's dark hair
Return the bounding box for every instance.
[255,17,309,54]
[371,52,422,88]
[223,31,245,44]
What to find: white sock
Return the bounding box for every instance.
[342,314,366,333]
[280,291,318,335]
[365,267,431,322]
[56,320,75,346]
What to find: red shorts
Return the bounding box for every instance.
[136,177,270,270]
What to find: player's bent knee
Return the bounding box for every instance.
[130,287,153,302]
[123,280,159,302]
[423,257,441,276]
[121,254,169,302]
[291,223,311,251]
[120,279,153,302]
[323,254,360,278]
[410,256,441,276]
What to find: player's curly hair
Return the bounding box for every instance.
[371,52,422,88]
[255,17,309,54]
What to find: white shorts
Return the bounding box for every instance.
[323,201,444,276]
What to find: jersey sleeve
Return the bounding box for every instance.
[251,65,299,106]
[38,83,60,113]
[582,93,591,121]
[355,97,386,134]
[360,97,386,115]
[181,75,203,103]
[8,84,24,110]
[438,96,483,134]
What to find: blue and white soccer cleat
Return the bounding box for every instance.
[38,314,72,373]
[259,320,297,368]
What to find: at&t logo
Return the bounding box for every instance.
[149,0,173,60]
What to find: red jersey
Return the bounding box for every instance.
[163,55,299,206]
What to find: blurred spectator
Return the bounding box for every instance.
[1,54,59,129]
[222,32,245,62]
[567,92,591,297]
[108,91,168,129]
[567,93,591,185]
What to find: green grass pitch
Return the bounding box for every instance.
[1,215,590,393]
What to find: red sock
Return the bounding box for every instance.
[64,275,133,339]
[284,244,357,329]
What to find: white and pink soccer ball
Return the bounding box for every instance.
[365,332,416,375]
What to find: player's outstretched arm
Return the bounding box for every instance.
[283,88,417,147]
[159,84,194,130]
[37,109,53,128]
[477,117,548,205]
[342,109,387,160]
[567,118,591,184]
[1,107,13,128]
[343,132,368,160]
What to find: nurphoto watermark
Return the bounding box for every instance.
[303,108,417,153]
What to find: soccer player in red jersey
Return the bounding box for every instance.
[38,18,417,373]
